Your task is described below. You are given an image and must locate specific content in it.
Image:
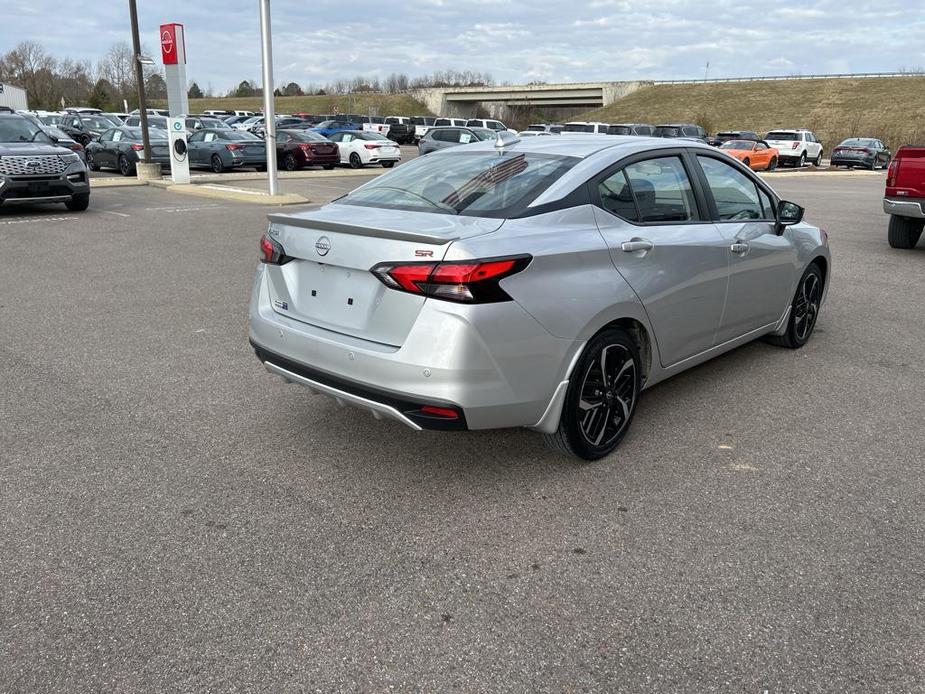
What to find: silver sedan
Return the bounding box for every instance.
[249,135,830,460]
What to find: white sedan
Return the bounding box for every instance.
[326,131,401,168]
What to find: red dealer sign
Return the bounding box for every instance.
[160,23,185,65]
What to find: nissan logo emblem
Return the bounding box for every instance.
[315,236,331,256]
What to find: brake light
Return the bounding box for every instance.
[130,143,144,151]
[225,143,243,151]
[371,256,531,303]
[791,142,800,149]
[259,233,292,265]
[364,143,381,150]
[69,142,84,152]
[887,158,900,187]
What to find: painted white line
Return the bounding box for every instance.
[0,216,71,225]
[144,203,222,211]
[103,210,130,217]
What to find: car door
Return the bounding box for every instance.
[592,152,730,366]
[107,129,125,166]
[336,132,354,162]
[186,130,207,166]
[753,142,770,169]
[694,154,798,341]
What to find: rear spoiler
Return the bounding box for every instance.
[266,213,460,245]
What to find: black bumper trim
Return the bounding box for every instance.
[251,339,468,431]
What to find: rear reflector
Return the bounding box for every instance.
[420,405,459,419]
[371,256,531,303]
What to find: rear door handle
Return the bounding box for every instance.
[621,239,654,253]
[730,241,749,255]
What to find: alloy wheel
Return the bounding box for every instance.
[577,344,637,448]
[793,272,821,342]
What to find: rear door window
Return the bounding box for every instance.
[620,156,699,223]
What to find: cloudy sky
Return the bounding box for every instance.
[6,0,924,92]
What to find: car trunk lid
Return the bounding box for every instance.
[264,205,503,346]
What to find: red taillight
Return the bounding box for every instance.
[364,143,380,150]
[298,143,314,153]
[791,142,800,149]
[259,233,292,265]
[130,143,144,151]
[371,256,530,303]
[69,142,84,152]
[225,143,243,151]
[419,405,459,420]
[887,158,900,187]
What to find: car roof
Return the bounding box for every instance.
[457,133,709,159]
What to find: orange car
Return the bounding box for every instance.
[719,139,780,171]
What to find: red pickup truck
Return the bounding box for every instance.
[884,145,925,248]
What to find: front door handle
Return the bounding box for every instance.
[621,239,654,253]
[730,241,749,255]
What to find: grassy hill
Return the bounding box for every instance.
[169,93,434,117]
[579,76,925,149]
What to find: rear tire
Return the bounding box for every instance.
[118,154,134,177]
[283,152,299,171]
[888,215,924,249]
[814,151,823,166]
[743,157,751,168]
[349,152,363,169]
[543,328,641,461]
[765,264,823,349]
[210,154,225,174]
[65,192,90,212]
[798,152,807,167]
[767,157,778,171]
[86,151,99,171]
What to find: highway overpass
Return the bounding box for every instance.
[411,81,650,118]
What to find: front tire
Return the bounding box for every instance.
[65,192,90,212]
[888,215,924,249]
[766,264,823,349]
[543,328,641,461]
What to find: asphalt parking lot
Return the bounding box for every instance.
[1,171,922,692]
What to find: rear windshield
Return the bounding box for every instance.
[290,130,329,142]
[220,130,261,141]
[839,138,878,147]
[341,150,579,218]
[411,117,435,125]
[766,131,799,140]
[527,125,546,131]
[654,127,681,137]
[720,140,755,150]
[563,123,594,133]
[608,126,632,135]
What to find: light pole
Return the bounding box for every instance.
[128,0,153,163]
[259,0,279,196]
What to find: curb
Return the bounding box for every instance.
[148,180,308,205]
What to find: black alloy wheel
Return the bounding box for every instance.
[210,154,225,173]
[766,264,824,349]
[118,154,134,176]
[349,152,363,169]
[544,328,641,461]
[283,152,298,171]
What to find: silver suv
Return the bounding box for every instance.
[250,136,830,460]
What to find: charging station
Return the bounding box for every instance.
[161,23,190,184]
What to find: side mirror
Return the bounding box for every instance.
[776,200,804,234]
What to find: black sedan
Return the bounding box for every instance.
[706,130,761,147]
[830,138,892,169]
[85,127,171,176]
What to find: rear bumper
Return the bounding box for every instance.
[831,155,875,166]
[248,264,581,431]
[305,153,339,165]
[884,197,925,219]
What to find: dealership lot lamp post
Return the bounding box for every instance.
[259,0,279,195]
[128,0,153,164]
